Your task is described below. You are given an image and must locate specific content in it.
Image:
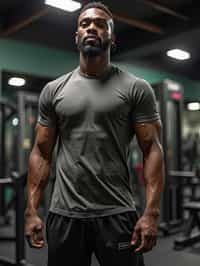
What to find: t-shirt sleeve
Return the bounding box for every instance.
[37,83,57,127]
[131,78,160,123]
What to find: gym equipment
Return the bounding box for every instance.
[0,71,52,265]
[174,202,200,250]
[173,171,200,250]
[17,91,39,175]
[0,98,17,225]
[0,172,33,266]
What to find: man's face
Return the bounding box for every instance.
[76,8,114,57]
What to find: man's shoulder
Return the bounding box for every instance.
[112,64,138,84]
[114,65,152,89]
[47,70,75,89]
[41,69,77,99]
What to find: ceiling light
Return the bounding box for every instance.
[45,0,81,12]
[8,77,26,87]
[166,49,191,60]
[187,102,200,111]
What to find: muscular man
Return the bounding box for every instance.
[25,2,164,266]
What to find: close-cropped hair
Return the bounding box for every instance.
[79,1,113,19]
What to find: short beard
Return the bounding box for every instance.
[81,45,103,57]
[77,38,111,58]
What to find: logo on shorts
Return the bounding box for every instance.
[117,241,131,250]
[106,241,131,251]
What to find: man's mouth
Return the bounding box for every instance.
[84,35,99,43]
[85,34,97,39]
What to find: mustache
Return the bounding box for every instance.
[83,35,101,43]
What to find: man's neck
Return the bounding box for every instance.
[79,52,111,77]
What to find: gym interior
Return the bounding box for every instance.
[0,0,200,265]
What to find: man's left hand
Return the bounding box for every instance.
[131,214,158,253]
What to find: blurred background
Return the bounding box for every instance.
[0,1,200,266]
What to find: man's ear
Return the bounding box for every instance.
[111,33,116,45]
[75,31,78,44]
[111,33,117,53]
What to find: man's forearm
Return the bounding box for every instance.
[26,148,50,216]
[143,144,165,218]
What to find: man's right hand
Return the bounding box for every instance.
[25,213,45,248]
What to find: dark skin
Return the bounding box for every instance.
[25,125,56,248]
[132,121,164,252]
[75,8,115,77]
[25,7,164,252]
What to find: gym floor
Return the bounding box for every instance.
[0,222,200,266]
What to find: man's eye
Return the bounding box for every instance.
[80,20,89,28]
[81,22,87,27]
[96,20,108,29]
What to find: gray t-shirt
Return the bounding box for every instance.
[38,65,160,218]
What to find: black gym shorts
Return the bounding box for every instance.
[46,211,145,266]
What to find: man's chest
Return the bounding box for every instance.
[54,82,130,121]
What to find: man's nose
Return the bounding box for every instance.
[87,22,98,33]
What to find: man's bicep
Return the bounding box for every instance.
[34,123,57,160]
[134,120,162,154]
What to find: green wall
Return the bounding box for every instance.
[0,38,199,101]
[0,38,78,78]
